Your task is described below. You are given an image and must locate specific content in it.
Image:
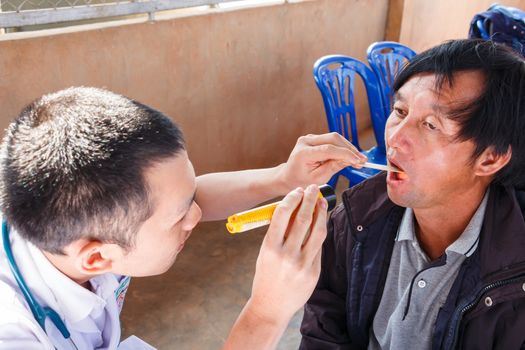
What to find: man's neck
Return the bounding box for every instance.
[413,185,488,260]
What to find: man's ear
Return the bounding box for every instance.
[474,146,512,177]
[76,240,113,275]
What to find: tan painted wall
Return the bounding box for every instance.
[399,0,525,52]
[0,0,389,175]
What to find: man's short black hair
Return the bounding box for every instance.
[0,87,185,254]
[394,39,525,188]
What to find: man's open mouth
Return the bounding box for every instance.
[388,159,409,181]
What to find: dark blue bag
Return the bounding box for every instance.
[469,4,525,56]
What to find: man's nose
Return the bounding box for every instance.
[386,117,412,152]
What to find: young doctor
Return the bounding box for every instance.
[0,87,366,349]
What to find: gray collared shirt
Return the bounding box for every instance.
[368,190,489,350]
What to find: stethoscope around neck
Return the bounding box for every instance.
[2,221,79,350]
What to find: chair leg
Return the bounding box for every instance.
[328,174,339,189]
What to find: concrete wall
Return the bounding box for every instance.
[399,0,525,52]
[0,0,389,175]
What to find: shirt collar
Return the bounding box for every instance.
[396,189,489,257]
[396,208,416,242]
[12,230,117,324]
[447,189,489,256]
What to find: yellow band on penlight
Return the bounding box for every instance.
[226,184,336,234]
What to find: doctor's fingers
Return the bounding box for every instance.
[309,159,356,184]
[301,198,328,264]
[265,187,304,247]
[300,133,366,160]
[282,184,320,254]
[307,144,367,168]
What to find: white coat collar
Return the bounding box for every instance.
[11,229,119,325]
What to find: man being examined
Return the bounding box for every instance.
[300,39,525,349]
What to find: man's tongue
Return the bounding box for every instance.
[397,171,409,180]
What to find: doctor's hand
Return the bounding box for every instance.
[224,185,328,350]
[277,132,367,191]
[248,185,328,322]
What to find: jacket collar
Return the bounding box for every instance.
[478,184,525,282]
[342,172,399,235]
[341,173,525,280]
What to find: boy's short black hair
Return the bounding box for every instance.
[394,39,525,188]
[0,87,185,254]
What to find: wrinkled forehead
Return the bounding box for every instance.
[396,71,486,110]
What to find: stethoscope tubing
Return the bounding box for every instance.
[2,221,78,350]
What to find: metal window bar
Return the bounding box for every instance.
[0,0,262,29]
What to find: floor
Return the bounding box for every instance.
[120,221,302,350]
[121,130,374,349]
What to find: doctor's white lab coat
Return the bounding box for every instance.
[0,227,155,350]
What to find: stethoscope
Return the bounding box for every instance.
[2,221,79,350]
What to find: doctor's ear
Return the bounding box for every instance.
[76,241,113,275]
[474,146,512,178]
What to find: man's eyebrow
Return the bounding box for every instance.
[430,102,450,116]
[393,91,404,103]
[396,88,450,114]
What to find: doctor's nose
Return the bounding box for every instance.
[182,201,202,231]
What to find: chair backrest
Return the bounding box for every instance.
[474,18,491,40]
[469,4,525,57]
[366,41,416,119]
[313,55,386,153]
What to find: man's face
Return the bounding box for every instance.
[111,151,202,276]
[385,71,485,210]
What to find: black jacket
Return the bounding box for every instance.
[300,173,525,349]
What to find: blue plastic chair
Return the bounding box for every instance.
[367,41,416,119]
[313,55,387,188]
[475,18,491,39]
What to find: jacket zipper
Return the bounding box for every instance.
[447,275,525,349]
